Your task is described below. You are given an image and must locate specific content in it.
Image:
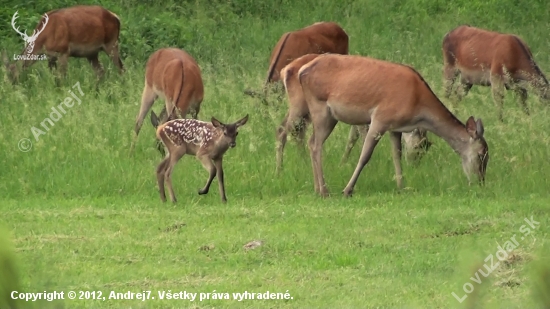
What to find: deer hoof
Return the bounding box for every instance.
[198,189,208,195]
[342,189,353,198]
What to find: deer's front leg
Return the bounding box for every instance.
[197,154,216,195]
[214,158,227,203]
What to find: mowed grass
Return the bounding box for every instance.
[1,0,550,308]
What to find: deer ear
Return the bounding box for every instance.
[236,114,249,128]
[150,111,159,128]
[465,116,477,138]
[211,117,223,128]
[475,119,484,137]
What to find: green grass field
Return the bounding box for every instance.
[1,0,549,308]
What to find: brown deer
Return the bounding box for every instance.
[4,5,124,79]
[130,48,204,154]
[442,25,549,121]
[276,53,432,173]
[155,115,249,203]
[244,21,348,98]
[298,54,489,197]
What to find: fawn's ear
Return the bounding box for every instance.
[236,114,249,128]
[150,111,160,128]
[211,117,224,128]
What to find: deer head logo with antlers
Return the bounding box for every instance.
[11,11,49,54]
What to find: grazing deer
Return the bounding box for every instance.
[130,48,204,155]
[155,115,249,203]
[276,53,432,173]
[4,5,124,80]
[442,25,549,121]
[298,54,489,197]
[244,21,348,99]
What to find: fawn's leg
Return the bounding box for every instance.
[164,147,186,203]
[214,158,227,203]
[197,154,216,195]
[156,156,170,202]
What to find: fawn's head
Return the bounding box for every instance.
[211,114,249,148]
[462,116,489,185]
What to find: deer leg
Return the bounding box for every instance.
[48,56,58,71]
[455,81,472,102]
[190,107,199,119]
[156,156,171,202]
[164,147,186,203]
[514,87,529,116]
[103,41,124,73]
[131,84,158,153]
[87,54,105,78]
[308,110,338,197]
[214,158,227,203]
[340,125,361,165]
[58,53,69,77]
[443,66,458,99]
[342,120,386,197]
[197,154,216,196]
[389,131,404,189]
[275,112,290,174]
[490,74,506,122]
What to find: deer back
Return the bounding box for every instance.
[443,25,547,83]
[146,48,204,114]
[25,5,120,56]
[157,119,223,156]
[266,22,348,83]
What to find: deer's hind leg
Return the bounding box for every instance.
[514,86,529,116]
[164,146,186,203]
[308,104,338,197]
[156,156,170,202]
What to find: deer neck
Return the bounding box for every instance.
[421,103,471,157]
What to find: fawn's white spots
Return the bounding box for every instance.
[163,119,217,147]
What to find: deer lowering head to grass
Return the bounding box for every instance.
[276,53,432,173]
[4,5,124,80]
[130,48,204,155]
[442,25,549,121]
[155,115,249,203]
[298,54,489,197]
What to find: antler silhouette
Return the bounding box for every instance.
[11,11,29,40]
[11,11,49,54]
[30,13,48,41]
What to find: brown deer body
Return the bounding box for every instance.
[131,48,204,154]
[155,115,249,203]
[244,21,348,98]
[298,54,489,197]
[6,5,124,78]
[276,54,432,173]
[442,25,549,121]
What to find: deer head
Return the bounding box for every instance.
[12,11,49,54]
[211,115,249,149]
